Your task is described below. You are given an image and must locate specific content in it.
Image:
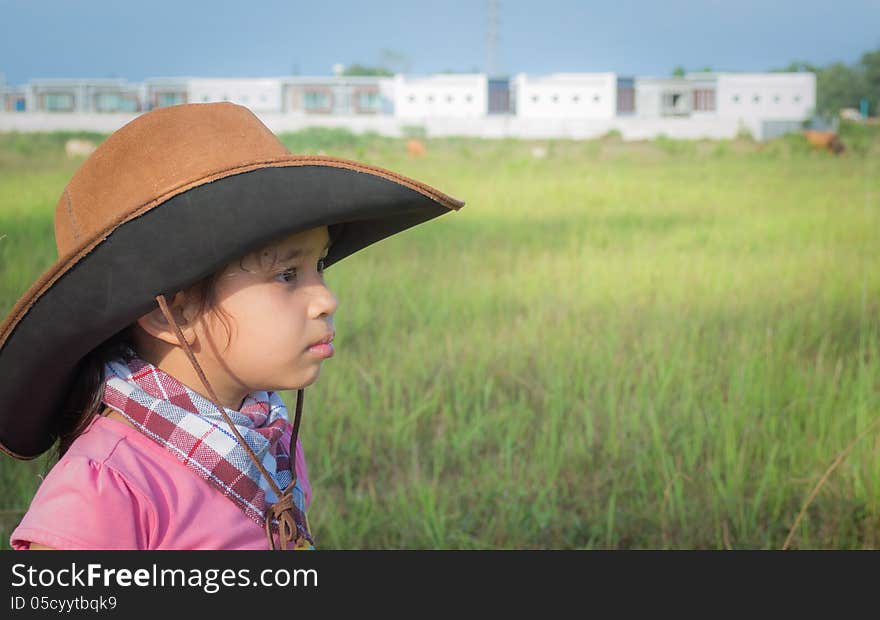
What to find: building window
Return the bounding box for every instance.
[156,92,185,107]
[593,94,600,103]
[794,94,802,103]
[304,89,331,110]
[572,94,580,103]
[203,95,209,102]
[6,95,26,112]
[446,94,454,103]
[427,94,434,102]
[44,92,75,111]
[261,94,267,102]
[465,94,473,103]
[355,89,380,112]
[752,94,760,104]
[94,92,138,112]
[360,91,379,108]
[617,86,635,113]
[551,94,559,103]
[531,94,539,103]
[662,92,686,114]
[773,95,780,103]
[692,88,716,111]
[732,94,740,103]
[408,94,416,103]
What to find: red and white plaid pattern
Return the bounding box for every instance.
[101,345,311,544]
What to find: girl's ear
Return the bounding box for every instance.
[135,291,198,347]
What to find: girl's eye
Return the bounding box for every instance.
[277,267,296,283]
[277,259,325,284]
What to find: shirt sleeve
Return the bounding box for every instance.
[9,456,155,550]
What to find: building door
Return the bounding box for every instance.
[488,78,510,114]
[617,77,635,114]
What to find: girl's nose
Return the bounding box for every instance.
[310,280,338,318]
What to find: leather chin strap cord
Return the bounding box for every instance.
[155,294,304,551]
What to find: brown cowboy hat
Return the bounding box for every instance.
[0,101,465,461]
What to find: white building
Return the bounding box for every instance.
[513,73,617,119]
[633,72,815,121]
[187,77,283,113]
[634,77,693,117]
[0,69,819,141]
[143,77,189,110]
[23,78,141,113]
[281,75,393,115]
[714,72,815,121]
[392,73,486,119]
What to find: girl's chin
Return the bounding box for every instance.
[287,368,321,390]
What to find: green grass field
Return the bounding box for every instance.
[1,124,878,549]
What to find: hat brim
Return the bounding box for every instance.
[0,161,463,459]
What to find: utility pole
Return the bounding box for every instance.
[486,0,500,77]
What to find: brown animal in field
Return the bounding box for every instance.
[406,139,426,158]
[803,130,845,154]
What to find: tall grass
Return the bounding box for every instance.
[0,126,877,548]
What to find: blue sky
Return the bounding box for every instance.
[1,0,878,85]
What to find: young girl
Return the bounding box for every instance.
[0,102,464,550]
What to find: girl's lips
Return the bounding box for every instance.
[307,342,334,358]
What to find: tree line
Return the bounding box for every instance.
[772,47,879,119]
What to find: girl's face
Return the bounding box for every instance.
[210,224,337,391]
[134,225,338,410]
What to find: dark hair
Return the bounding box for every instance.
[51,225,339,463]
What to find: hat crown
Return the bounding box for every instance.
[54,102,291,259]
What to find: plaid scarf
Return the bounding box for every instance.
[100,344,313,548]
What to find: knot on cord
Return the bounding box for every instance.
[265,485,312,551]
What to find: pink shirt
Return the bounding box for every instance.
[10,414,312,550]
